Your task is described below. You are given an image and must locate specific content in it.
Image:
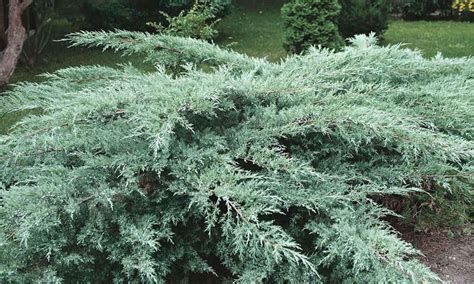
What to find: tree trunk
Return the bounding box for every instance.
[0,0,32,87]
[0,0,8,48]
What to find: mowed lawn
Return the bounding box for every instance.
[216,0,287,61]
[384,20,474,58]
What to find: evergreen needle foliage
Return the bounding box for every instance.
[337,0,392,39]
[282,0,344,53]
[149,0,224,41]
[1,31,473,283]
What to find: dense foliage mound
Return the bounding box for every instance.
[1,32,473,282]
[282,0,343,53]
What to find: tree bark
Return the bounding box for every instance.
[0,0,32,87]
[0,0,8,48]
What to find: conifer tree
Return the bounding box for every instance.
[282,0,343,53]
[1,31,473,282]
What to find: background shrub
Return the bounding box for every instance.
[337,0,391,39]
[82,0,151,30]
[82,0,231,31]
[394,0,454,20]
[281,0,344,53]
[150,1,226,41]
[452,0,474,21]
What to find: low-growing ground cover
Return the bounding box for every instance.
[0,31,472,282]
[0,3,473,282]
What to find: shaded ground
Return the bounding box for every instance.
[402,231,473,283]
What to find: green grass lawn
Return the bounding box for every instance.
[384,20,474,58]
[216,0,287,61]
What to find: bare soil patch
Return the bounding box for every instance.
[402,231,473,283]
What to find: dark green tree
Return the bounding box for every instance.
[281,0,343,53]
[337,0,391,39]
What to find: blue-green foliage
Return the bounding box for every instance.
[1,31,473,282]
